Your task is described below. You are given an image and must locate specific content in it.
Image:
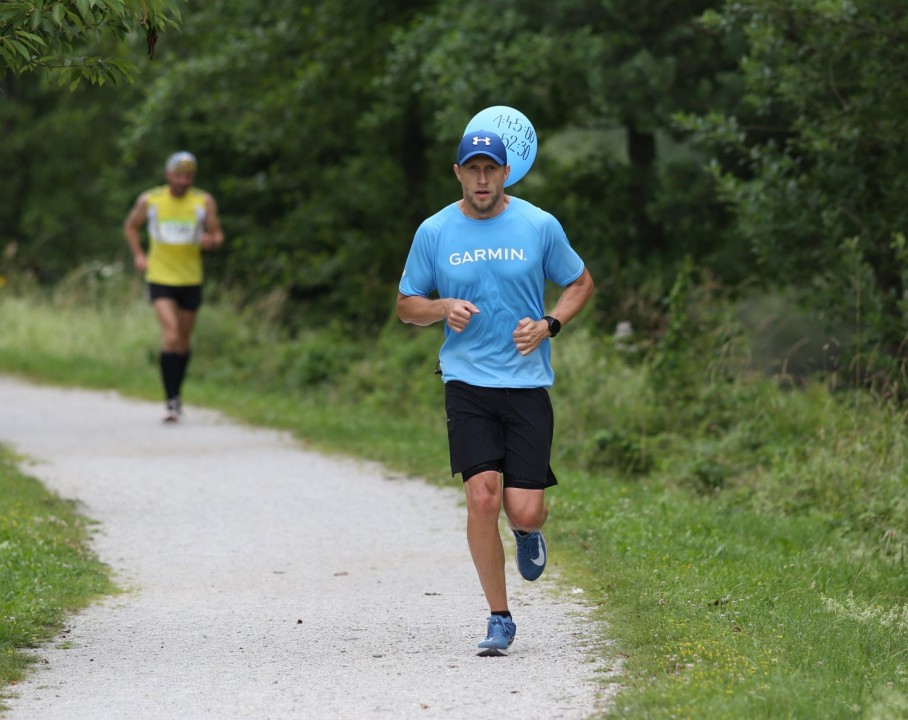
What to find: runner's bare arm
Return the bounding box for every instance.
[512,267,595,355]
[396,293,480,333]
[124,194,150,273]
[200,193,225,251]
[547,267,595,326]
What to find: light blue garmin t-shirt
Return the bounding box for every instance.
[398,197,585,388]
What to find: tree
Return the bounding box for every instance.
[113,0,436,328]
[3,0,756,339]
[0,71,138,282]
[681,0,908,373]
[0,2,181,283]
[0,0,181,87]
[379,0,744,331]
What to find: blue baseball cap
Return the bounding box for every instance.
[457,130,508,166]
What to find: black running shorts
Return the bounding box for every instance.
[444,381,557,490]
[148,283,203,311]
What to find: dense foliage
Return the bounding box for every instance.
[2,0,907,369]
[681,0,908,383]
[0,0,181,85]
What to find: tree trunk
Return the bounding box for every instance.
[626,125,665,252]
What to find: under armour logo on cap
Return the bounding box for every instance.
[457,130,507,166]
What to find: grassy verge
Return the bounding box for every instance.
[554,476,907,718]
[0,448,115,703]
[0,278,906,719]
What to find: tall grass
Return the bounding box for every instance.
[0,266,906,718]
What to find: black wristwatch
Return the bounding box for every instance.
[543,315,562,338]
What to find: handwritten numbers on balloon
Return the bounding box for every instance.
[465,106,538,187]
[500,133,532,162]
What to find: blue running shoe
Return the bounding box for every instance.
[513,530,547,581]
[477,615,517,654]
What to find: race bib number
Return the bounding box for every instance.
[157,220,198,245]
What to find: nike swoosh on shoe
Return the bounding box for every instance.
[531,542,546,566]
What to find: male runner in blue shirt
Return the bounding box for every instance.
[396,129,595,654]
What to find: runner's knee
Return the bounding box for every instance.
[504,491,548,531]
[465,472,502,520]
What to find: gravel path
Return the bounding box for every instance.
[0,376,618,719]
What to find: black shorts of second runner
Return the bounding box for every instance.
[444,380,557,490]
[148,283,203,311]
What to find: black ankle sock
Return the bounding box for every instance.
[491,611,511,619]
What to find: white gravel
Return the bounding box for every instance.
[0,376,620,719]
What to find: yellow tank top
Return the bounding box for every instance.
[144,186,208,286]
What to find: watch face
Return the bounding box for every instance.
[546,316,561,336]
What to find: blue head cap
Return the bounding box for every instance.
[456,130,508,166]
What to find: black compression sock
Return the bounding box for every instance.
[160,351,182,401]
[491,611,512,619]
[176,350,191,396]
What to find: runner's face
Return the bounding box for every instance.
[166,170,195,197]
[454,156,510,219]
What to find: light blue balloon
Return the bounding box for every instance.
[464,106,538,187]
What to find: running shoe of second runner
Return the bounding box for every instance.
[513,529,547,581]
[477,615,517,654]
[163,397,182,423]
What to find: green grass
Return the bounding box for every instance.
[553,477,907,718]
[0,449,116,699]
[0,275,906,719]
